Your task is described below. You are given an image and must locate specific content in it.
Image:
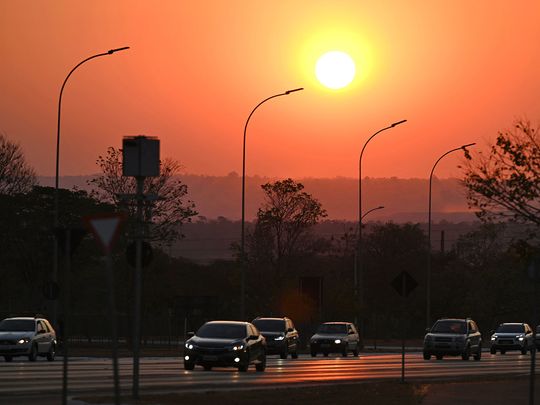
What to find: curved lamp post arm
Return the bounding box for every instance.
[426,142,475,327]
[54,46,130,224]
[359,120,406,230]
[361,205,384,221]
[240,87,303,319]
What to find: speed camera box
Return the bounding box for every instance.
[122,136,160,177]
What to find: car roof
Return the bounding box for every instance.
[3,317,37,321]
[253,317,288,321]
[499,322,526,325]
[436,318,467,322]
[205,320,249,326]
[321,322,351,325]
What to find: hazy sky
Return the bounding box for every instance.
[1,1,539,179]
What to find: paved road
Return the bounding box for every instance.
[0,352,534,403]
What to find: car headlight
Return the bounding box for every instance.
[185,343,194,350]
[232,344,245,351]
[274,336,285,341]
[17,338,30,345]
[518,337,524,341]
[311,339,317,344]
[334,339,341,344]
[491,336,496,341]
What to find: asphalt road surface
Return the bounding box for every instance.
[0,352,535,403]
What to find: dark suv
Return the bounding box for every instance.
[423,318,482,361]
[252,317,299,359]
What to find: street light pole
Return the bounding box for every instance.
[426,142,475,328]
[240,87,303,320]
[355,119,406,340]
[52,47,129,327]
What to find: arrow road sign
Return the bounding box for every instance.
[83,213,125,254]
[391,271,418,297]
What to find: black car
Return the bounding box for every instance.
[183,321,266,372]
[252,317,299,359]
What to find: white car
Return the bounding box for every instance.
[0,317,57,362]
[309,322,360,357]
[490,322,534,355]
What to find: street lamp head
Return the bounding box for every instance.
[391,119,407,127]
[108,46,130,54]
[285,87,304,95]
[461,142,476,150]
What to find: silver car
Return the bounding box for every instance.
[310,322,360,357]
[0,317,57,362]
[490,323,534,355]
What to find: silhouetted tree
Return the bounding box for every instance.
[88,147,197,245]
[0,132,36,194]
[244,179,327,313]
[462,120,540,225]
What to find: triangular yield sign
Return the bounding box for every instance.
[83,213,125,254]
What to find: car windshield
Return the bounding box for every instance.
[0,319,35,332]
[252,319,285,332]
[317,324,347,334]
[196,323,246,339]
[431,321,466,334]
[496,324,525,333]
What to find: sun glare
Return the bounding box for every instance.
[315,51,356,89]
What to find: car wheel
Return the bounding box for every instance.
[342,345,348,357]
[311,351,317,357]
[255,355,266,372]
[462,346,471,361]
[500,349,506,355]
[490,347,496,355]
[46,343,56,361]
[473,345,482,361]
[353,349,359,357]
[323,352,329,357]
[291,351,298,359]
[4,356,12,362]
[521,347,528,355]
[436,355,443,360]
[28,344,38,362]
[238,363,249,372]
[423,353,431,360]
[203,365,212,371]
[184,362,195,370]
[280,347,288,360]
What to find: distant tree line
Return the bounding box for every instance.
[1,119,540,342]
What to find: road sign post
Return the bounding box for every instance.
[84,213,124,405]
[122,135,160,399]
[391,271,418,383]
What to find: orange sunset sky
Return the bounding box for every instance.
[1,1,540,180]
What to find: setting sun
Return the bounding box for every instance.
[315,51,356,89]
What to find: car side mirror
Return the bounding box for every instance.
[287,328,294,333]
[186,331,195,339]
[36,330,44,335]
[247,335,258,341]
[348,330,354,335]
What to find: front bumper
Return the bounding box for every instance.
[424,341,466,356]
[310,340,346,353]
[184,349,248,367]
[491,338,526,350]
[0,344,31,356]
[265,340,288,354]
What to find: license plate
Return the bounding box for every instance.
[202,355,218,361]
